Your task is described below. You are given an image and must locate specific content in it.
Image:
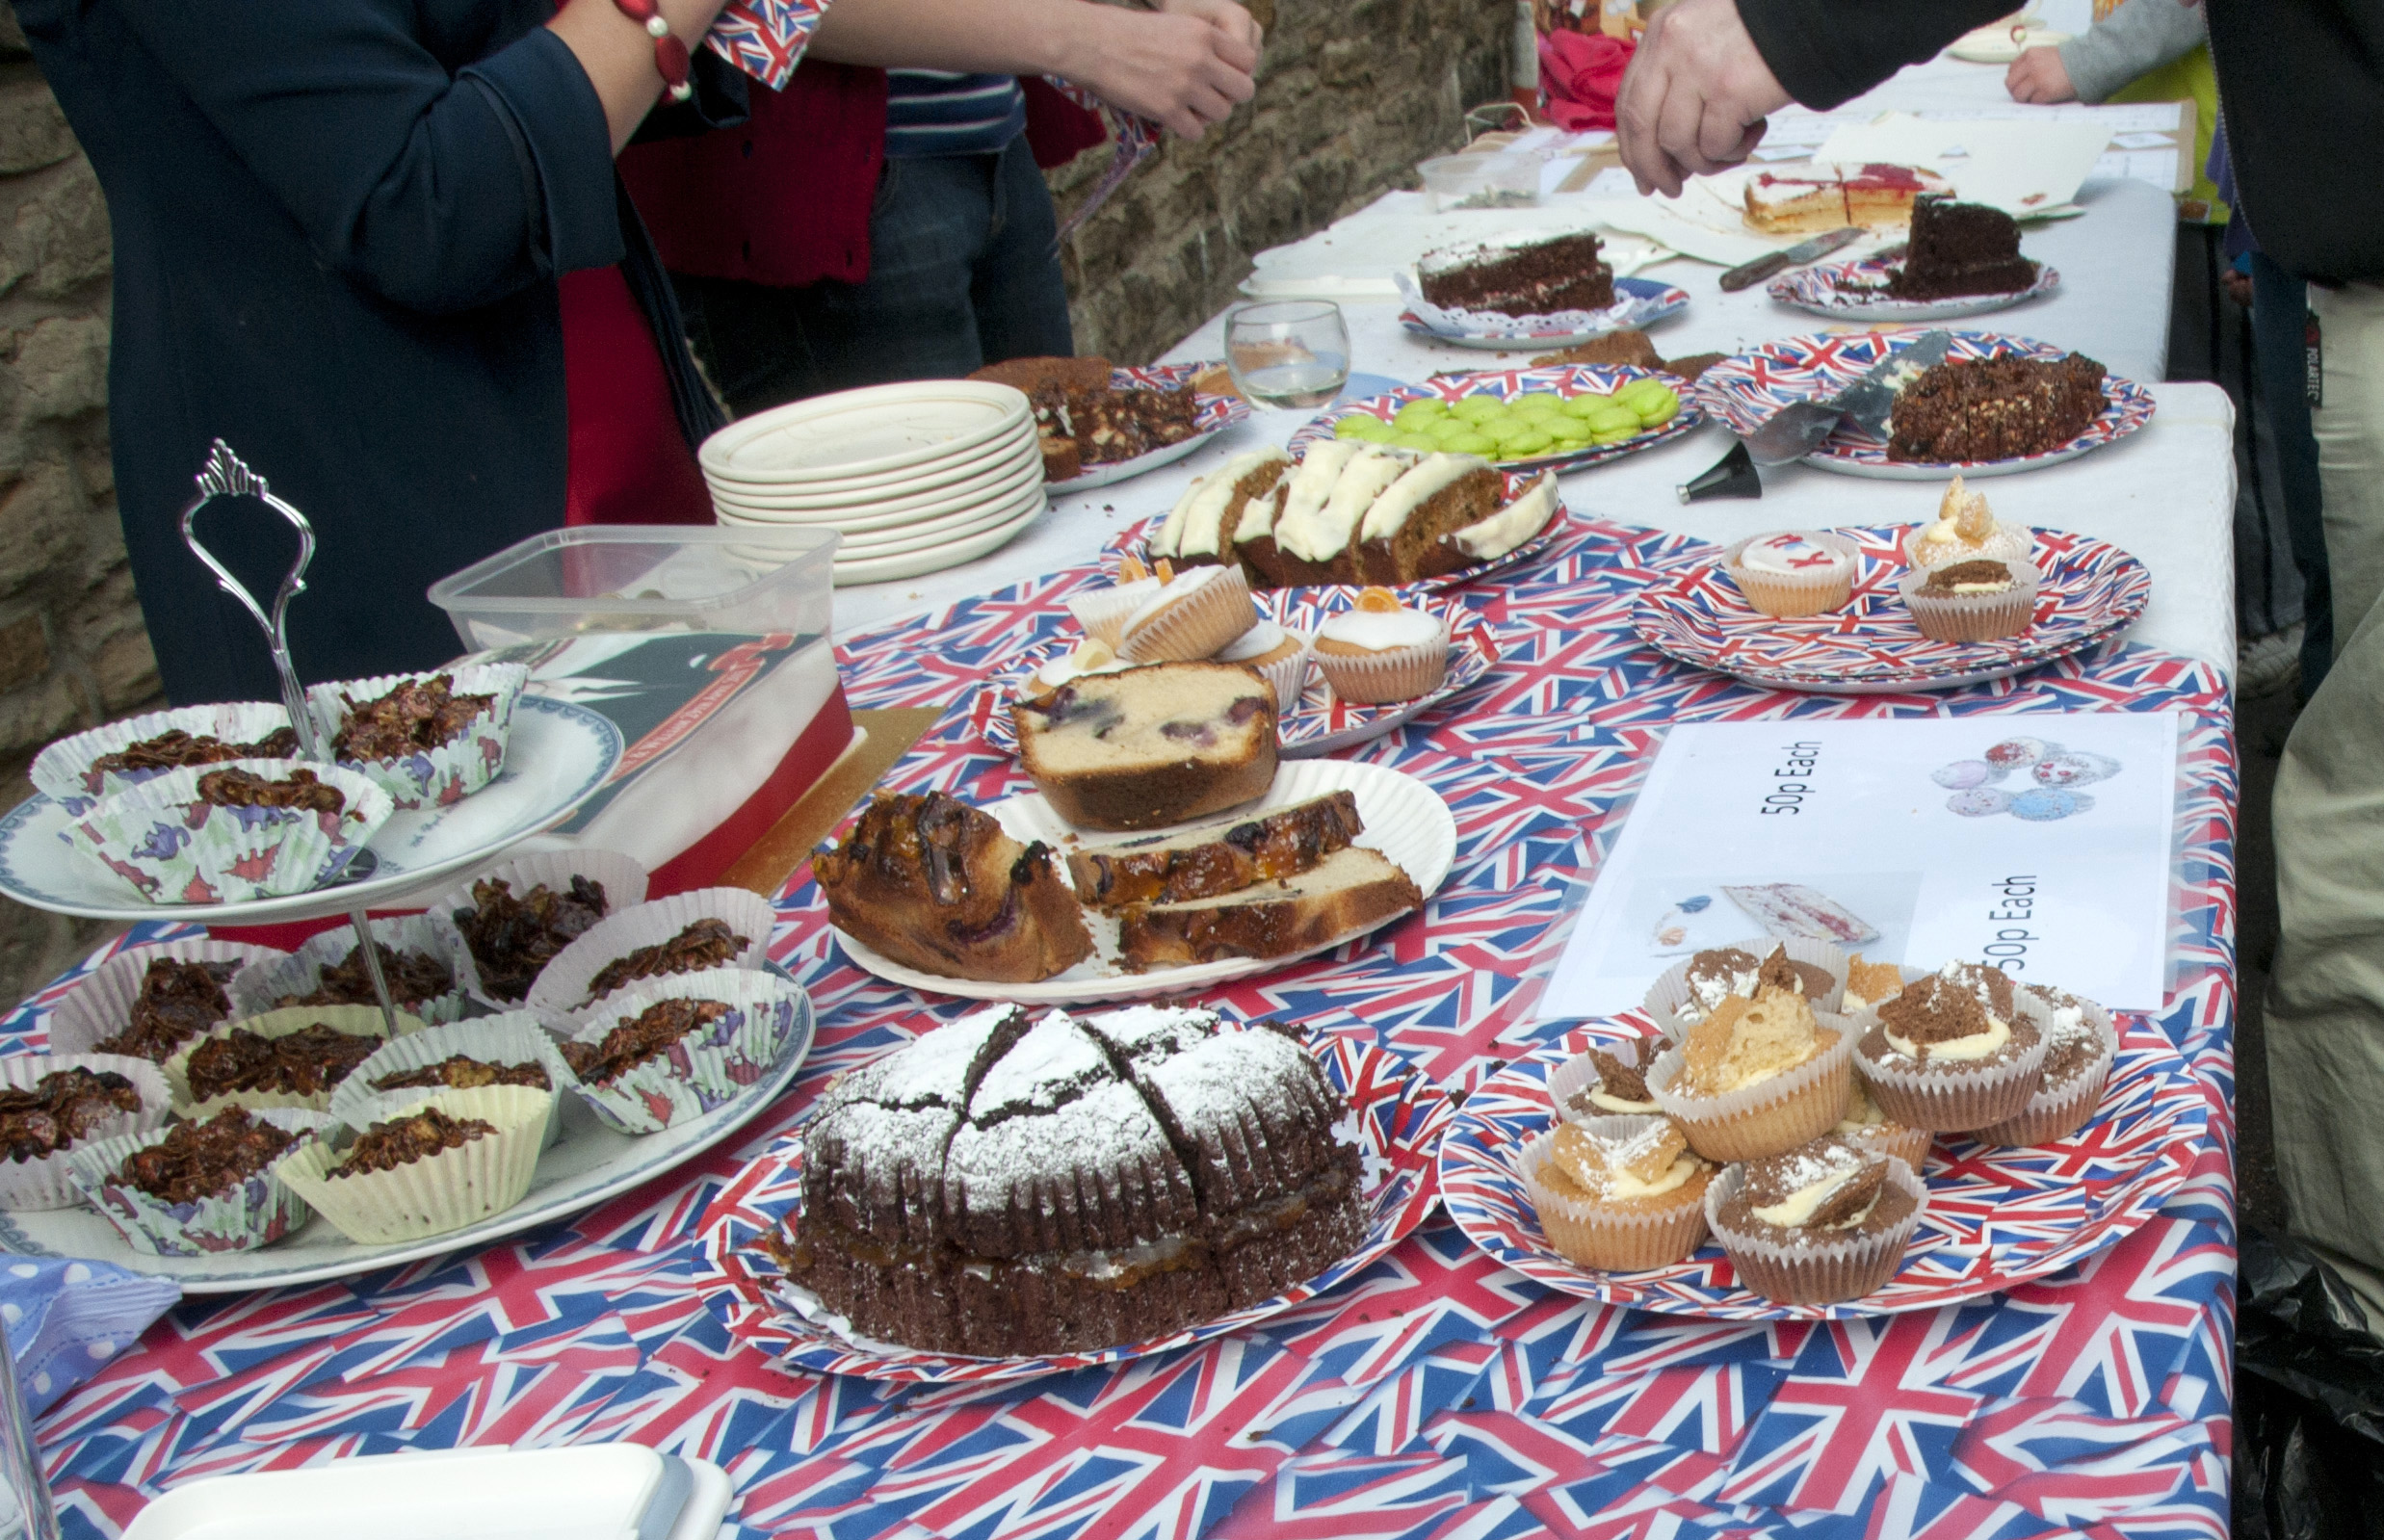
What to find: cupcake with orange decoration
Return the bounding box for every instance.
[1310,587,1450,703]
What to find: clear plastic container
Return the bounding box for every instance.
[428,525,837,650]
[1418,151,1542,213]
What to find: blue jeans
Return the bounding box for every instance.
[672,134,1073,415]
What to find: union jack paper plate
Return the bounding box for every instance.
[1438,1008,2209,1320]
[691,1026,1453,1381]
[974,591,1502,758]
[1049,361,1251,493]
[1631,524,2150,694]
[1686,330,2156,480]
[1767,258,2061,323]
[1290,364,1700,476]
[1396,274,1692,350]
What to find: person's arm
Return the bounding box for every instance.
[1734,0,2012,111]
[2053,0,2207,104]
[808,0,1260,139]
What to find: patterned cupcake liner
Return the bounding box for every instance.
[304,662,529,811]
[1854,990,2053,1133]
[1706,1156,1926,1306]
[1977,997,2118,1146]
[1643,935,1849,1036]
[560,967,809,1135]
[45,938,287,1058]
[1518,1123,1712,1271]
[275,1083,549,1244]
[1116,568,1258,664]
[229,912,484,1026]
[1897,560,2041,642]
[1312,624,1453,705]
[63,757,393,905]
[425,848,651,1005]
[1648,1012,1857,1162]
[0,1054,171,1211]
[65,1108,331,1255]
[1546,1037,1664,1120]
[163,1005,421,1120]
[31,701,296,813]
[1722,533,1861,617]
[525,887,777,1016]
[330,1013,578,1150]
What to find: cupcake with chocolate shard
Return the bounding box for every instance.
[1978,984,2117,1146]
[1855,961,2049,1132]
[1898,558,2039,641]
[1647,939,1847,1031]
[1521,1113,1715,1271]
[1835,1075,1932,1171]
[1705,1135,1926,1305]
[1648,983,1855,1161]
[1549,1035,1664,1119]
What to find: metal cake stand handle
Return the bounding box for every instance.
[179,440,402,1034]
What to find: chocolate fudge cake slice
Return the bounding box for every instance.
[1886,195,2038,300]
[1887,352,2108,462]
[1417,233,1614,318]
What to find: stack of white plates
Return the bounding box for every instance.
[700,380,1047,586]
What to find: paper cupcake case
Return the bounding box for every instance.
[274,1083,549,1245]
[1517,1122,1711,1272]
[303,661,529,811]
[31,701,296,812]
[1705,1155,1927,1305]
[525,886,778,1016]
[0,1053,172,1211]
[1310,616,1453,705]
[425,848,652,1005]
[1722,532,1861,618]
[1853,989,2055,1133]
[45,938,287,1057]
[561,967,808,1136]
[1978,995,2119,1146]
[1232,634,1312,715]
[228,912,485,1026]
[162,1005,422,1120]
[1647,1011,1858,1162]
[65,1108,331,1255]
[1643,935,1850,1036]
[1839,1117,1934,1173]
[330,1013,578,1150]
[1897,559,2043,642]
[1545,1037,1664,1120]
[64,757,394,905]
[1116,568,1258,664]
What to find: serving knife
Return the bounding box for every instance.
[1676,329,1958,502]
[1717,226,1866,293]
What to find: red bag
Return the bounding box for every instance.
[1538,29,1635,131]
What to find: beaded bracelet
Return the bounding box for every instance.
[610,0,693,100]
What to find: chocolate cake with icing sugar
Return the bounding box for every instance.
[777,1004,1368,1357]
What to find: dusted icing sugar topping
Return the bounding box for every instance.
[1082,1004,1219,1065]
[967,1011,1107,1124]
[1739,532,1850,576]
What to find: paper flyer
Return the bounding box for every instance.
[1535,712,2181,1019]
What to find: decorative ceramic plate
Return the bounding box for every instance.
[0,697,625,925]
[1438,1008,2209,1320]
[1396,275,1691,350]
[827,759,1457,1005]
[692,1026,1451,1381]
[1048,362,1254,493]
[1292,365,1700,476]
[0,979,814,1292]
[1686,330,2157,480]
[1629,524,2149,694]
[975,591,1502,759]
[1767,257,2061,322]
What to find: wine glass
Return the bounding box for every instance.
[1224,301,1351,410]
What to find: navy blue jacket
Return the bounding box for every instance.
[18,0,731,703]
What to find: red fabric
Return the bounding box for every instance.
[1020,76,1108,170]
[648,681,854,897]
[1537,30,1635,130]
[558,265,713,527]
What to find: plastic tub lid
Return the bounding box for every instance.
[428,524,838,622]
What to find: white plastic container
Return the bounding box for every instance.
[428,525,836,652]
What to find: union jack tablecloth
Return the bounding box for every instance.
[4,519,2235,1540]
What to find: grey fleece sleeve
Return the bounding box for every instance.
[2056,0,2208,104]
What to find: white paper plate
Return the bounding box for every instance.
[828,759,1457,1003]
[0,696,623,924]
[700,381,1030,483]
[828,496,1047,585]
[712,453,1042,534]
[703,423,1040,510]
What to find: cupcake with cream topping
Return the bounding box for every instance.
[1521,1113,1716,1271]
[1647,982,1856,1162]
[1908,477,2032,568]
[1724,530,1859,617]
[1116,561,1258,663]
[1853,961,2050,1132]
[1898,558,2039,642]
[1977,983,2117,1146]
[1310,587,1450,704]
[1216,619,1310,712]
[1705,1135,1925,1304]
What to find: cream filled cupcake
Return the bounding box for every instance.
[1908,477,2032,568]
[1835,1075,1932,1172]
[1645,939,1847,1033]
[1521,1113,1715,1271]
[1898,558,2039,642]
[1311,587,1450,704]
[1977,984,2118,1146]
[1705,1135,1925,1305]
[1216,619,1310,713]
[1547,1034,1664,1120]
[1116,561,1258,663]
[1853,961,2050,1132]
[1648,984,1856,1162]
[1724,531,1860,617]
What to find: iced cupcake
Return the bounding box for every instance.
[304,662,528,810]
[1978,984,2118,1146]
[1217,619,1311,713]
[1548,1034,1664,1119]
[1907,477,2032,568]
[1310,587,1451,704]
[67,1107,329,1255]
[1723,531,1860,617]
[1854,962,2050,1132]
[1835,1075,1933,1172]
[1521,1113,1716,1271]
[65,758,391,905]
[1116,561,1258,664]
[1898,558,2039,642]
[1646,939,1847,1032]
[274,1084,548,1244]
[1706,1135,1926,1305]
[1648,984,1856,1162]
[1065,555,1167,648]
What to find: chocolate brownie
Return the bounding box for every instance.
[184,1025,379,1103]
[329,1108,496,1178]
[453,876,610,1002]
[1886,195,2038,300]
[275,942,452,1010]
[0,1068,142,1161]
[195,767,347,813]
[583,918,747,1003]
[89,726,300,779]
[331,674,494,761]
[1887,352,2107,462]
[560,998,730,1083]
[117,1107,297,1204]
[95,957,238,1062]
[372,1056,550,1094]
[1419,233,1615,318]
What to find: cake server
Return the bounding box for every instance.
[1742,327,1956,465]
[1716,225,1864,292]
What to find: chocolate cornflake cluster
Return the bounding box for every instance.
[94,957,238,1061]
[89,725,301,778]
[331,673,494,761]
[584,918,747,1003]
[0,1068,143,1160]
[561,998,730,1083]
[454,876,610,1001]
[372,1056,549,1094]
[329,1108,496,1179]
[117,1107,297,1204]
[274,942,452,1010]
[194,766,347,813]
[184,1024,379,1104]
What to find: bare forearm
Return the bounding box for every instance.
[548,0,733,151]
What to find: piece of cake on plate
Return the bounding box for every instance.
[1887,194,2039,300]
[1416,232,1614,318]
[1009,661,1278,831]
[1743,164,1950,234]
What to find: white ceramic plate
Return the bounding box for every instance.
[0,988,814,1292]
[828,759,1458,1003]
[712,452,1042,534]
[0,697,624,925]
[700,381,1029,483]
[1048,430,1219,494]
[828,497,1047,586]
[824,483,1047,559]
[703,424,1040,512]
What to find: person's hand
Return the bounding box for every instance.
[1067,2,1258,138]
[1615,0,1791,196]
[2004,46,2076,103]
[1152,0,1264,58]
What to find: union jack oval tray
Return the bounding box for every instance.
[1290,364,1700,476]
[1048,361,1252,493]
[1630,525,2150,694]
[691,1027,1452,1381]
[1437,1008,2209,1320]
[1685,330,2156,479]
[1767,257,2061,323]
